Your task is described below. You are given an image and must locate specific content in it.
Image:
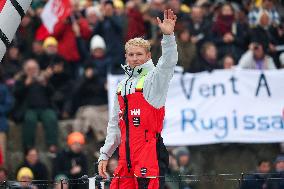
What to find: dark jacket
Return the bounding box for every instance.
[267,171,284,189]
[0,83,13,132]
[210,21,248,61]
[195,56,221,73]
[49,71,73,115]
[16,161,49,181]
[68,74,108,114]
[84,56,111,79]
[240,173,269,189]
[93,15,125,73]
[14,76,54,109]
[53,149,88,179]
[177,39,197,72]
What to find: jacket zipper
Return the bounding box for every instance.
[123,68,134,172]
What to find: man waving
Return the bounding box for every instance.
[98,9,178,189]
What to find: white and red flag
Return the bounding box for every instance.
[40,0,72,33]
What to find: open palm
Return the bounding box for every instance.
[157,9,177,35]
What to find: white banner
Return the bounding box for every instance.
[108,70,284,146]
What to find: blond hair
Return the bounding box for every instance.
[125,38,151,52]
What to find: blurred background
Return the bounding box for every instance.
[0,0,284,188]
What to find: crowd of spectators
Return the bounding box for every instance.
[0,0,284,188]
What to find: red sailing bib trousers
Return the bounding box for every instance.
[110,83,169,189]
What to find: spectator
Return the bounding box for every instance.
[85,6,101,31]
[187,5,212,48]
[248,0,280,28]
[30,40,45,67]
[85,35,111,79]
[211,3,247,60]
[171,147,196,189]
[1,45,22,88]
[125,0,146,42]
[267,154,284,189]
[0,67,13,163]
[13,59,58,153]
[15,167,37,189]
[249,10,277,57]
[237,42,276,70]
[167,0,190,29]
[39,37,61,70]
[279,52,284,68]
[46,57,73,119]
[268,22,284,68]
[240,159,271,189]
[165,151,180,189]
[15,11,41,58]
[93,0,125,74]
[71,65,108,145]
[0,167,7,184]
[16,147,49,183]
[176,28,197,72]
[53,174,69,189]
[222,54,236,69]
[196,42,221,72]
[52,0,92,78]
[53,132,88,189]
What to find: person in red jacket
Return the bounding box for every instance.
[98,9,177,189]
[52,1,91,78]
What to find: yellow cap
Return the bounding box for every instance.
[43,36,58,49]
[181,4,190,13]
[114,0,124,9]
[17,167,34,181]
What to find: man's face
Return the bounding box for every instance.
[26,149,38,166]
[70,142,83,154]
[45,45,58,55]
[191,7,203,23]
[178,155,189,166]
[258,162,271,173]
[125,45,151,68]
[104,4,114,17]
[276,161,284,172]
[24,60,39,77]
[253,44,265,60]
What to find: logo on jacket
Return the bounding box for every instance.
[133,117,140,127]
[140,167,147,176]
[130,109,140,116]
[131,109,141,127]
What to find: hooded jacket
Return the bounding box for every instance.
[99,34,178,161]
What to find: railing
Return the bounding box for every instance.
[0,172,283,189]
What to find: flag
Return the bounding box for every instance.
[0,0,32,61]
[40,0,72,33]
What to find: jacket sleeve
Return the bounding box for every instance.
[78,18,92,40]
[53,20,68,39]
[236,50,253,69]
[98,94,121,161]
[0,86,13,115]
[143,34,178,108]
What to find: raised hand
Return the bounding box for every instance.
[157,9,177,35]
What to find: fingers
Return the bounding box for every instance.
[163,9,176,21]
[98,161,107,178]
[157,17,162,25]
[102,161,107,177]
[164,9,167,20]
